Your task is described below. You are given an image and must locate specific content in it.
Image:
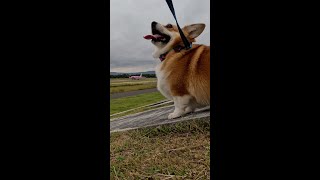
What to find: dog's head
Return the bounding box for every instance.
[144,21,205,58]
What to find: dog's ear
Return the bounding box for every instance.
[183,24,206,39]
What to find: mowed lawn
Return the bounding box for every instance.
[110,78,157,94]
[110,91,166,115]
[110,118,210,179]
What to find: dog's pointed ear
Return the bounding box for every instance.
[183,23,206,39]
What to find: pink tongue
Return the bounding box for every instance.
[143,34,163,40]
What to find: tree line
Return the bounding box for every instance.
[110,74,156,78]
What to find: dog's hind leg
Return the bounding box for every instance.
[185,105,196,114]
[168,95,194,119]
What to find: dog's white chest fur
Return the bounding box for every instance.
[155,63,172,100]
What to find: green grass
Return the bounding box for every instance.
[110,92,166,115]
[110,118,210,179]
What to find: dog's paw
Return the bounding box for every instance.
[168,112,181,119]
[185,106,195,114]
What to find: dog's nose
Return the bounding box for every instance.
[151,21,157,28]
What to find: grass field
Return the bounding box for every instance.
[110,78,210,179]
[110,92,166,115]
[110,78,157,94]
[111,78,157,83]
[110,118,210,179]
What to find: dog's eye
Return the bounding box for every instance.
[166,24,173,28]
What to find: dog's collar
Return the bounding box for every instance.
[159,44,188,62]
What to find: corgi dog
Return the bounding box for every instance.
[144,21,210,119]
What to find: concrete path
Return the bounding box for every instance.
[110,105,210,133]
[110,88,158,99]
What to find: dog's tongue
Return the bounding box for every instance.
[143,34,163,40]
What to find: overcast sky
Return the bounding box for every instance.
[110,0,210,73]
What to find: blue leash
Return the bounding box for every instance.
[165,0,192,50]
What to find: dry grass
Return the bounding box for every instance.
[110,83,157,94]
[110,78,157,83]
[110,82,156,88]
[110,118,210,179]
[110,78,157,94]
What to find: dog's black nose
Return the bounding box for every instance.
[151,21,157,28]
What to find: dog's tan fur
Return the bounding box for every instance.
[147,22,210,119]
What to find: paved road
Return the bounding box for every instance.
[110,88,159,99]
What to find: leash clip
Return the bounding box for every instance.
[186,44,192,50]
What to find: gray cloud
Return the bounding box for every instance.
[110,0,210,73]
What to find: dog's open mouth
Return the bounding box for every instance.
[144,29,171,43]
